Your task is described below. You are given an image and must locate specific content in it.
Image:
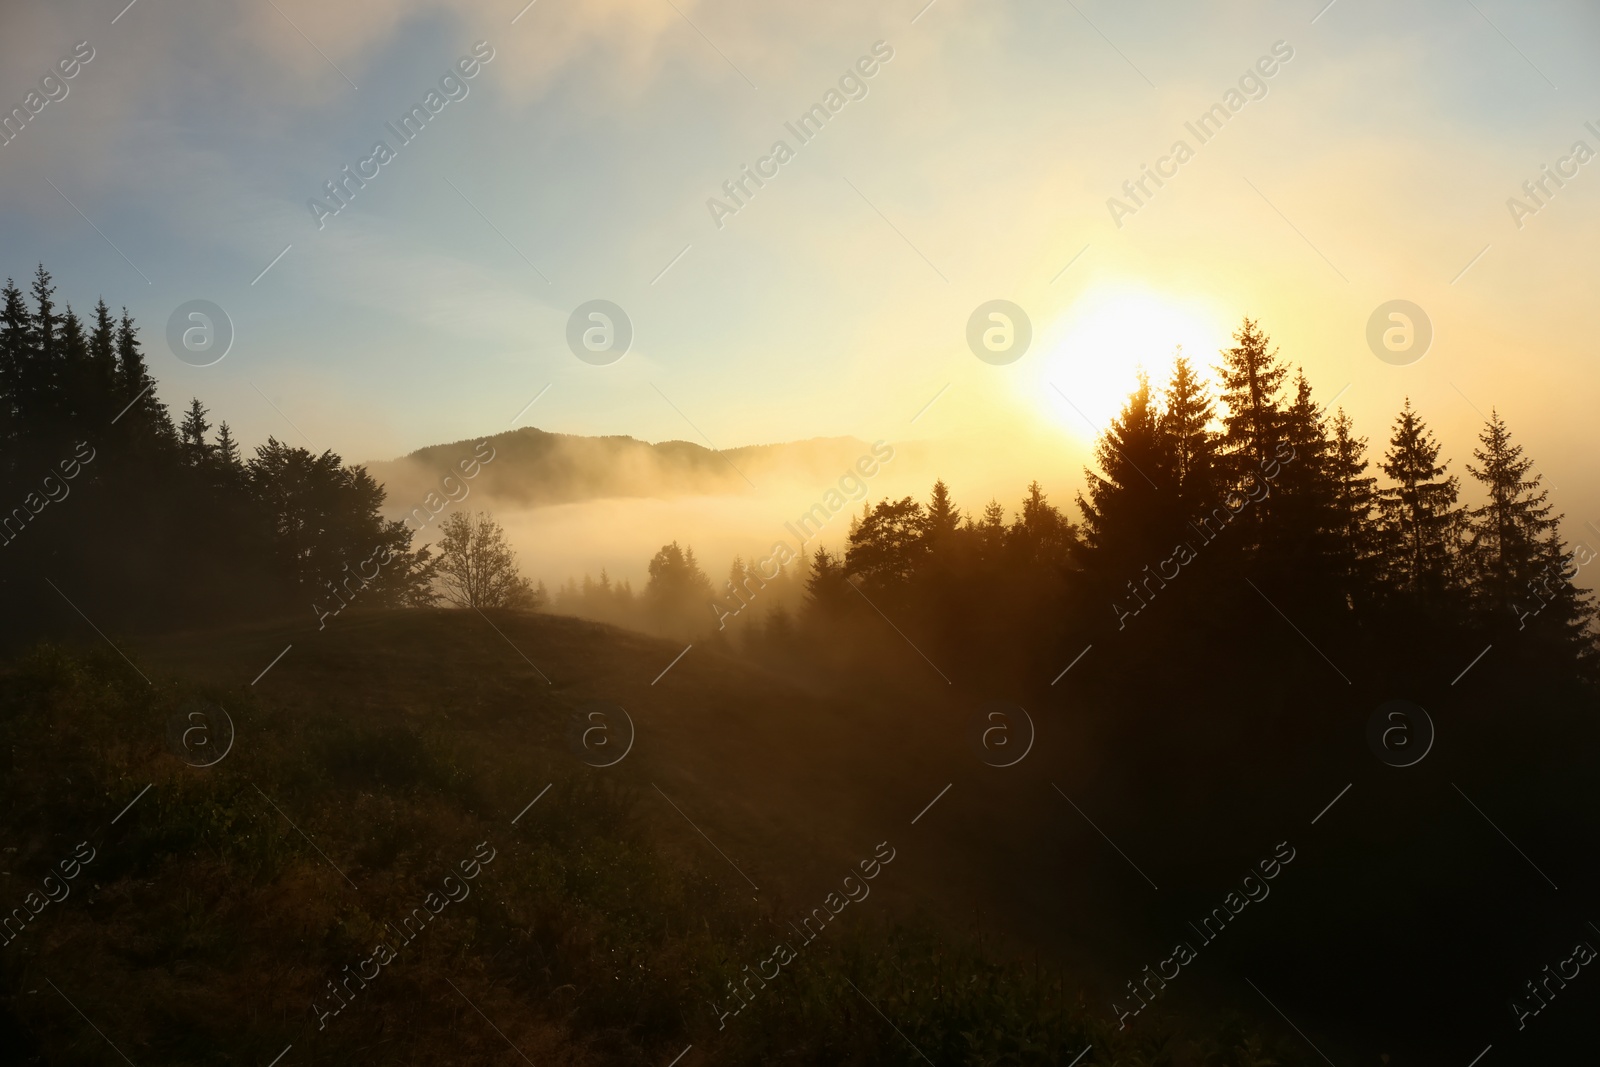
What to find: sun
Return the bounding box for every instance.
[1028,284,1232,440]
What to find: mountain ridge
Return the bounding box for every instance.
[366,425,878,510]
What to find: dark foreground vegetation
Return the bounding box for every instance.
[1,614,1332,1067]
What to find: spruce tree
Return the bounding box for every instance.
[1377,400,1461,603]
[58,306,91,431]
[87,300,120,428]
[1464,412,1575,640]
[1328,409,1379,609]
[975,499,1008,564]
[803,547,851,622]
[114,307,172,449]
[0,279,31,449]
[925,480,961,541]
[214,421,244,473]
[1269,369,1340,585]
[1215,318,1290,496]
[1076,371,1165,571]
[1015,481,1076,568]
[23,266,60,427]
[179,398,212,466]
[1157,352,1218,521]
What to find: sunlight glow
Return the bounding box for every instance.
[1030,285,1233,440]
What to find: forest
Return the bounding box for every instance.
[0,266,442,647]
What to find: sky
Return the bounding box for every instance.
[4,0,1600,561]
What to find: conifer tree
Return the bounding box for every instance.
[1215,318,1290,493]
[1464,412,1578,641]
[1157,352,1218,521]
[925,480,961,542]
[1517,531,1598,672]
[1268,369,1339,584]
[23,266,61,427]
[1378,400,1461,601]
[114,307,172,449]
[974,499,1008,565]
[86,300,120,428]
[0,279,31,448]
[1077,371,1164,570]
[803,546,851,621]
[1014,481,1076,568]
[179,398,212,466]
[30,266,57,387]
[1328,409,1379,608]
[58,306,91,430]
[214,421,244,473]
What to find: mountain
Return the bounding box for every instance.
[365,427,877,510]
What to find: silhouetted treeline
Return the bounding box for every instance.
[796,319,1598,689]
[0,266,434,646]
[552,318,1596,692]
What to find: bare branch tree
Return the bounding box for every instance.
[434,510,538,609]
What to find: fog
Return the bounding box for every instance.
[369,426,1089,592]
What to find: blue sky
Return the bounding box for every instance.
[4,0,1599,549]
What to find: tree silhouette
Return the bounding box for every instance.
[1157,352,1218,521]
[179,398,212,467]
[1328,408,1379,611]
[1463,411,1594,664]
[1077,371,1165,575]
[1377,400,1461,606]
[1215,317,1290,504]
[645,541,714,637]
[846,496,927,589]
[925,480,961,543]
[434,511,531,609]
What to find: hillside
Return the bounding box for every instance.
[3,609,1597,1065]
[0,609,1328,1066]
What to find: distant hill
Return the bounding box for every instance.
[366,427,876,510]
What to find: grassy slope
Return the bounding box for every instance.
[0,609,1319,1066]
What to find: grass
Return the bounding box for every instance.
[0,611,1322,1065]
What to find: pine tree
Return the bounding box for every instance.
[1268,369,1339,582]
[114,307,173,449]
[58,306,91,430]
[179,398,212,466]
[1214,319,1290,527]
[1157,352,1218,520]
[23,266,60,427]
[803,546,851,622]
[1328,409,1379,609]
[1464,412,1561,626]
[1518,531,1598,673]
[1378,400,1461,602]
[214,421,244,473]
[0,279,31,448]
[724,555,758,619]
[925,480,961,542]
[1014,481,1076,568]
[974,499,1008,565]
[87,300,120,429]
[1076,372,1165,570]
